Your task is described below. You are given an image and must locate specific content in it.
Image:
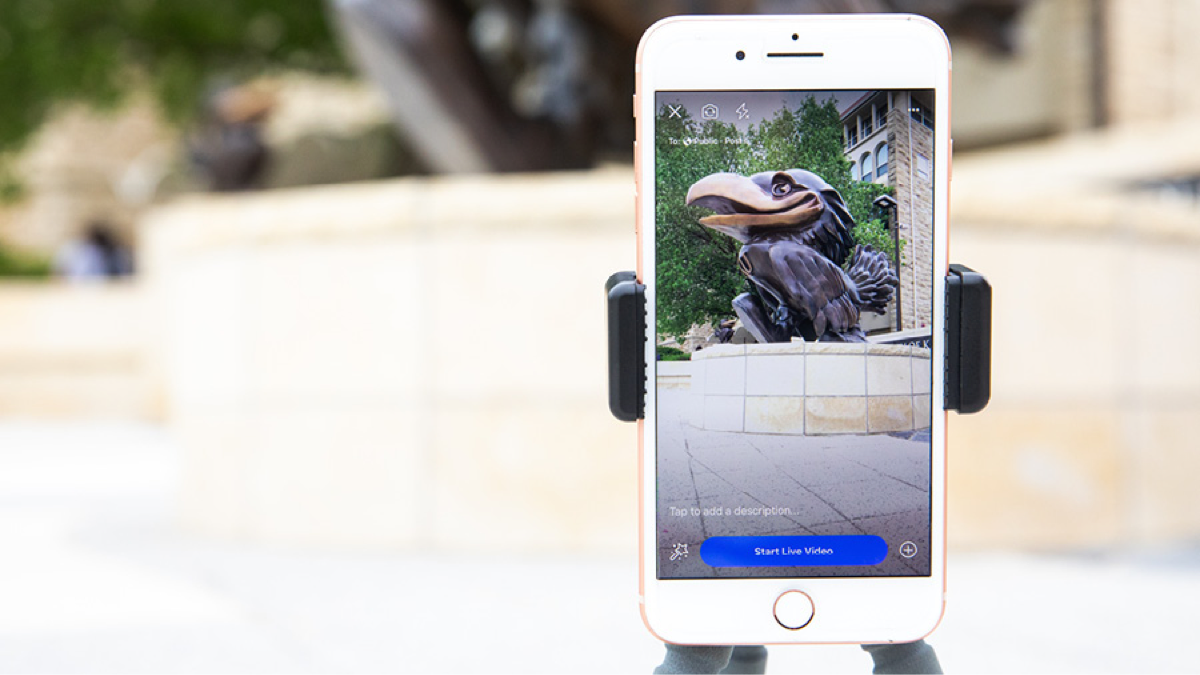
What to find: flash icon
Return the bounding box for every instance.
[736,103,749,120]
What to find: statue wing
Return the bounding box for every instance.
[846,245,898,314]
[766,243,860,338]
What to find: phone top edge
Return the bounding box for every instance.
[637,13,952,52]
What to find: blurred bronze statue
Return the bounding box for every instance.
[686,169,897,343]
[328,0,1027,174]
[714,318,736,344]
[189,85,275,191]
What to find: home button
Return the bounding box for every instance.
[773,590,814,630]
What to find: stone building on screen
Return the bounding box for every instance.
[841,91,935,336]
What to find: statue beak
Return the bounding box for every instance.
[685,173,771,212]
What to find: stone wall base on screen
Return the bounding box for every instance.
[658,342,933,435]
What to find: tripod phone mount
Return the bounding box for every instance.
[607,265,990,422]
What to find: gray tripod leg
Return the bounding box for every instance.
[861,640,943,674]
[721,646,768,674]
[653,644,767,674]
[654,641,940,674]
[653,644,733,674]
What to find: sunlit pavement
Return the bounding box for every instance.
[1,422,1197,674]
[657,389,931,578]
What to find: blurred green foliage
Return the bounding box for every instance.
[656,345,690,361]
[0,244,52,278]
[0,0,346,160]
[0,164,27,203]
[654,97,892,339]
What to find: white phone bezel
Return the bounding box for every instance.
[634,14,952,645]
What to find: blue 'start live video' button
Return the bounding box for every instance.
[700,535,888,567]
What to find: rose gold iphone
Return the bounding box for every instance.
[635,15,951,644]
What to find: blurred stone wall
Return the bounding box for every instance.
[948,119,1200,548]
[950,0,1096,147]
[0,282,157,419]
[143,169,636,552]
[1106,0,1200,126]
[951,0,1200,146]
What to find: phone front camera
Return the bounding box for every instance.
[791,33,799,40]
[735,50,745,60]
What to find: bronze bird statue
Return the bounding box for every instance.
[686,169,898,343]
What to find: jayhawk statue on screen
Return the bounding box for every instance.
[686,169,898,343]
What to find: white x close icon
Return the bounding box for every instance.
[667,104,683,118]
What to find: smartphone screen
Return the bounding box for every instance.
[654,89,935,580]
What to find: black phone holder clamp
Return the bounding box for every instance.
[606,265,991,422]
[606,271,646,422]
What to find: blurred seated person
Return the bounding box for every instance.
[54,221,134,282]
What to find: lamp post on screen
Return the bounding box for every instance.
[873,194,901,332]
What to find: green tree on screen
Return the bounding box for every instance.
[654,106,749,342]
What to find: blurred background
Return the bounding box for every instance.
[1,0,1199,672]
